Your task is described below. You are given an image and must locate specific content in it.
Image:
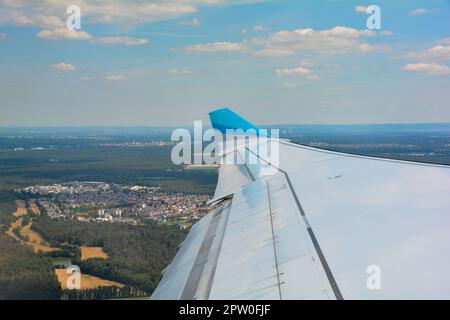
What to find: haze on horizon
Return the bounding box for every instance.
[0,0,449,126]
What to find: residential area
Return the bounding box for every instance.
[18,182,210,228]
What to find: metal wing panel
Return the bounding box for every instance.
[275,142,450,299]
[208,151,253,204]
[208,178,280,300]
[208,172,334,300]
[150,211,214,299]
[153,108,450,300]
[267,174,334,299]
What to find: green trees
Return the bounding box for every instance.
[0,233,61,300]
[32,216,186,294]
[60,286,147,300]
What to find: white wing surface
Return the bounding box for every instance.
[151,108,450,300]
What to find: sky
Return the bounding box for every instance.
[0,0,449,126]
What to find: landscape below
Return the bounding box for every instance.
[1,124,450,299]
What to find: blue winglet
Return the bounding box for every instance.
[209,108,265,136]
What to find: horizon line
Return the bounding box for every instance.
[2,122,450,129]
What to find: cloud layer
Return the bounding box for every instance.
[15,14,65,28]
[37,28,92,40]
[410,8,440,16]
[408,45,450,61]
[402,63,450,75]
[178,26,392,56]
[181,41,246,53]
[355,5,367,13]
[105,74,127,81]
[0,0,253,26]
[51,62,77,71]
[37,28,148,46]
[93,36,149,46]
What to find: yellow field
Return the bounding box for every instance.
[81,246,109,260]
[6,217,23,240]
[5,202,60,253]
[55,269,124,290]
[28,200,40,216]
[13,200,27,217]
[7,219,60,253]
[19,221,60,253]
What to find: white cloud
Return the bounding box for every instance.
[410,8,440,16]
[0,0,255,26]
[105,74,127,81]
[51,63,77,72]
[179,26,391,56]
[94,36,149,46]
[191,18,202,26]
[37,28,148,46]
[275,66,318,80]
[408,45,450,61]
[80,76,92,81]
[402,63,450,75]
[37,28,93,40]
[168,68,196,75]
[253,25,266,32]
[438,38,450,45]
[253,47,294,57]
[254,26,391,56]
[77,1,197,24]
[14,14,64,28]
[0,32,7,40]
[240,28,248,35]
[180,41,246,53]
[355,5,367,13]
[181,18,201,26]
[276,66,313,76]
[282,82,300,89]
[1,1,197,25]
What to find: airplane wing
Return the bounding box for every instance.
[151,108,450,300]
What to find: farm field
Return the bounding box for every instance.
[55,269,124,290]
[12,200,27,217]
[5,205,60,253]
[81,246,109,260]
[28,200,40,216]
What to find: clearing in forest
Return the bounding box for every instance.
[5,201,60,253]
[28,200,40,216]
[55,269,124,290]
[13,200,27,217]
[81,246,109,260]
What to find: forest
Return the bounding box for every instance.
[32,215,187,293]
[0,143,218,194]
[0,232,61,300]
[60,286,147,300]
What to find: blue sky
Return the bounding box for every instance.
[0,0,449,126]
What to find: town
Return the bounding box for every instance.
[18,182,210,228]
